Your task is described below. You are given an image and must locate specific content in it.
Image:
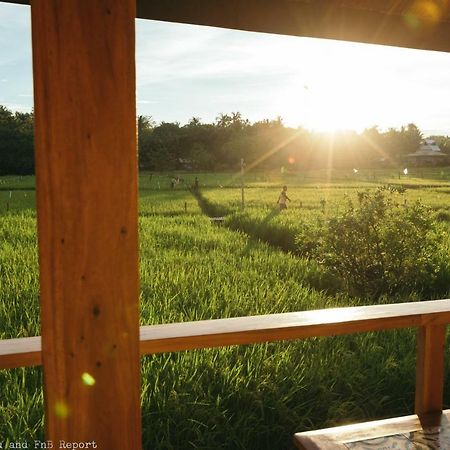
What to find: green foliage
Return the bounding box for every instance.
[0,106,34,175]
[296,189,444,298]
[1,103,448,176]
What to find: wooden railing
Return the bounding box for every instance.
[1,298,449,415]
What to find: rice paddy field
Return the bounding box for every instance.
[1,167,450,449]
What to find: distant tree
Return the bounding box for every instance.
[215,113,232,128]
[0,105,34,175]
[137,115,155,170]
[137,115,155,133]
[190,142,214,169]
[187,116,202,127]
[403,123,423,154]
[378,124,422,164]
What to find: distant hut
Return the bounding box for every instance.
[405,139,449,166]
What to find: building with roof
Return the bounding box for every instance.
[405,139,449,166]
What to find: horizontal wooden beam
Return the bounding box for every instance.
[2,299,450,370]
[3,0,450,52]
[136,0,450,53]
[0,336,42,369]
[140,299,450,354]
[294,409,450,449]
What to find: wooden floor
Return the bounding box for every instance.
[294,410,450,450]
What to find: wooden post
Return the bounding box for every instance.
[31,1,141,448]
[415,324,446,415]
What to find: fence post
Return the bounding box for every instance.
[415,324,446,415]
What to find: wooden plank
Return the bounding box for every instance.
[0,336,41,369]
[415,324,446,415]
[294,410,450,449]
[5,0,450,52]
[140,300,450,354]
[3,300,450,370]
[30,1,141,449]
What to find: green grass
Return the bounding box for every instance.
[199,169,450,260]
[1,169,450,448]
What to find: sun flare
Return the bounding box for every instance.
[273,38,418,133]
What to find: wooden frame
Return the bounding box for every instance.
[1,0,450,447]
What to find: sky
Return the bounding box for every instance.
[2,3,450,135]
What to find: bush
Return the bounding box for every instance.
[296,189,443,298]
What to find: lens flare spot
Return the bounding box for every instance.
[404,12,421,28]
[288,156,295,164]
[417,0,441,21]
[82,372,96,387]
[54,401,69,419]
[405,0,443,28]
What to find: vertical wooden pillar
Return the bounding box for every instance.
[415,324,446,415]
[30,1,141,448]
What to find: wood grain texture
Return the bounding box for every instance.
[139,299,450,354]
[415,324,446,415]
[2,300,450,369]
[294,410,450,449]
[30,1,141,448]
[4,0,450,52]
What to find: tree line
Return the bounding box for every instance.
[1,105,449,175]
[0,106,34,175]
[138,113,441,171]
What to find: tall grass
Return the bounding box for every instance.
[1,171,450,448]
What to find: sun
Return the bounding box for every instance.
[284,70,376,133]
[276,38,405,133]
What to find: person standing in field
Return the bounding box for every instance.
[277,185,291,210]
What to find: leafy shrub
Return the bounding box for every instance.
[296,189,443,298]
